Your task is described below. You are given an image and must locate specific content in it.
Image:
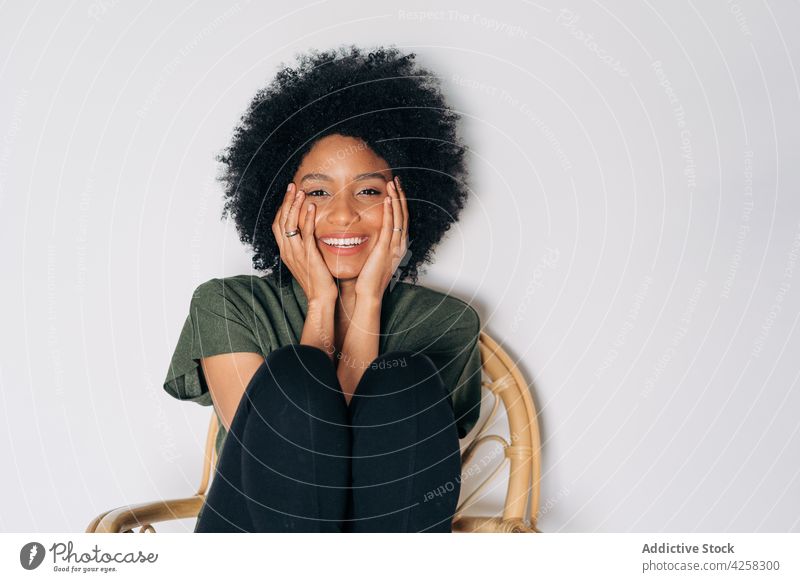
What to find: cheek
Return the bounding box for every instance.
[363,200,388,228]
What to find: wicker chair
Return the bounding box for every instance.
[87,332,542,533]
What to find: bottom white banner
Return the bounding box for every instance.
[1,533,798,581]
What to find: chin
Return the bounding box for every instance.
[326,263,362,281]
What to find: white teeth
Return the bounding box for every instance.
[321,236,367,247]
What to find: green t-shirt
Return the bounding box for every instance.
[163,272,483,460]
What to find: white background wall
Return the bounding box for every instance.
[1,0,798,533]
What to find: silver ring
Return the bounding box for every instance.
[285,229,300,238]
[392,227,403,232]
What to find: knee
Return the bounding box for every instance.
[349,351,456,428]
[265,344,335,376]
[355,350,445,400]
[252,344,340,403]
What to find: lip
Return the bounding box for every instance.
[317,233,369,239]
[317,234,370,256]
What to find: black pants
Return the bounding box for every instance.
[194,344,462,533]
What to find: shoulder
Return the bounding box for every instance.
[391,281,480,334]
[192,275,277,301]
[189,274,281,313]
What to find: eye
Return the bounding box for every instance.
[358,188,382,196]
[305,190,328,197]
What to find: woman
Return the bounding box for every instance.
[163,45,483,533]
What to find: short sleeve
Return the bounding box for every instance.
[163,278,266,406]
[422,303,483,439]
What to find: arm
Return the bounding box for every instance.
[199,352,264,433]
[300,297,337,363]
[336,295,382,403]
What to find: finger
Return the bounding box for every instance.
[273,183,293,244]
[393,177,409,258]
[283,190,306,260]
[394,176,409,236]
[388,179,403,252]
[278,182,295,227]
[304,204,334,281]
[282,189,305,266]
[285,188,305,239]
[302,201,319,259]
[302,201,318,263]
[376,193,392,248]
[278,185,296,237]
[301,201,315,241]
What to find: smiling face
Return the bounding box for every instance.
[291,134,394,281]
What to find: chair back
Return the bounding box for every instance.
[453,332,542,532]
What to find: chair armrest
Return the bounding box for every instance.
[452,516,538,533]
[88,495,205,533]
[89,501,537,533]
[85,509,114,533]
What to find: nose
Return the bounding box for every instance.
[323,185,360,227]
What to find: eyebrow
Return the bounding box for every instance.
[300,172,387,183]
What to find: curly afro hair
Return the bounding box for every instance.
[216,44,470,287]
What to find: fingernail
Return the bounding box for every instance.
[287,183,293,191]
[309,203,315,210]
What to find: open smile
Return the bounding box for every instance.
[318,235,370,255]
